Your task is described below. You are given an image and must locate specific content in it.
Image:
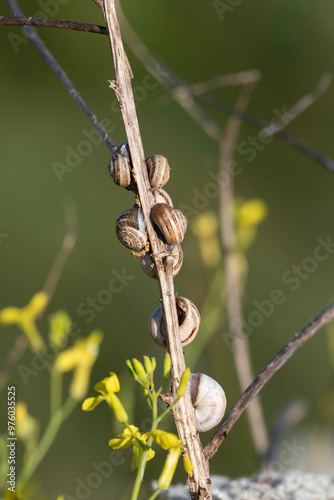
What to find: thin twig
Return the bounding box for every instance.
[197,92,334,174]
[5,0,117,154]
[219,85,269,460]
[187,70,261,96]
[260,72,333,138]
[102,1,211,498]
[42,200,77,301]
[91,0,103,8]
[0,334,28,392]
[0,16,107,35]
[204,301,334,459]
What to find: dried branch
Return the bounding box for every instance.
[204,301,334,459]
[102,1,211,498]
[260,72,332,138]
[0,16,107,35]
[189,70,261,95]
[0,335,28,393]
[5,0,117,154]
[91,0,103,8]
[219,85,269,460]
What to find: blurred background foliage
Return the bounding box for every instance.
[0,0,334,498]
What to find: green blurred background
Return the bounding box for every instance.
[1,0,334,498]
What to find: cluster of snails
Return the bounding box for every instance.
[108,142,226,432]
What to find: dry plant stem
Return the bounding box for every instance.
[0,335,28,392]
[102,1,211,498]
[260,72,333,137]
[219,85,269,460]
[5,0,117,154]
[204,301,334,459]
[0,16,107,35]
[189,70,261,96]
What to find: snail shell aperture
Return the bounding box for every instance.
[149,296,200,348]
[189,372,226,432]
[140,243,183,280]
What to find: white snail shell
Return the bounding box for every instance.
[189,373,226,432]
[152,188,173,207]
[140,243,183,280]
[108,142,132,188]
[116,207,147,251]
[151,203,187,244]
[149,296,200,348]
[146,154,170,189]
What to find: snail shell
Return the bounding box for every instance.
[108,142,132,188]
[146,154,170,189]
[189,373,226,432]
[140,244,183,279]
[116,207,147,251]
[151,203,187,244]
[149,296,200,348]
[152,188,173,207]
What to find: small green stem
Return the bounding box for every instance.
[50,364,62,416]
[147,487,162,500]
[130,394,158,500]
[17,397,76,490]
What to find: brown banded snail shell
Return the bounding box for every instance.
[116,207,147,251]
[152,188,173,207]
[149,296,200,348]
[151,203,187,244]
[146,154,170,189]
[140,243,183,279]
[108,142,132,188]
[189,373,226,432]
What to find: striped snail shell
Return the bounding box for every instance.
[108,142,132,188]
[151,203,187,244]
[140,243,183,280]
[189,373,226,432]
[116,207,147,251]
[149,296,200,348]
[152,188,173,207]
[146,154,170,189]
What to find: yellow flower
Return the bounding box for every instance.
[82,371,128,422]
[109,425,155,470]
[0,292,48,350]
[56,330,103,400]
[49,310,72,347]
[235,198,267,228]
[191,211,221,268]
[16,402,38,444]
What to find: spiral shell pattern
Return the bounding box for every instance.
[116,207,147,251]
[151,203,187,244]
[146,154,170,189]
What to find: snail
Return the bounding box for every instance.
[108,142,132,188]
[146,154,170,189]
[149,296,200,348]
[152,188,173,207]
[140,243,183,279]
[116,207,147,251]
[151,203,187,244]
[189,373,226,432]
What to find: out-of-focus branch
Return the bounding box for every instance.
[219,84,269,460]
[5,0,117,154]
[260,72,333,138]
[204,301,334,459]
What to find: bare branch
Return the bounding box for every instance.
[219,84,269,460]
[187,70,261,96]
[5,0,117,154]
[91,0,103,8]
[0,16,107,35]
[204,301,334,459]
[260,72,332,138]
[0,335,28,392]
[102,1,211,498]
